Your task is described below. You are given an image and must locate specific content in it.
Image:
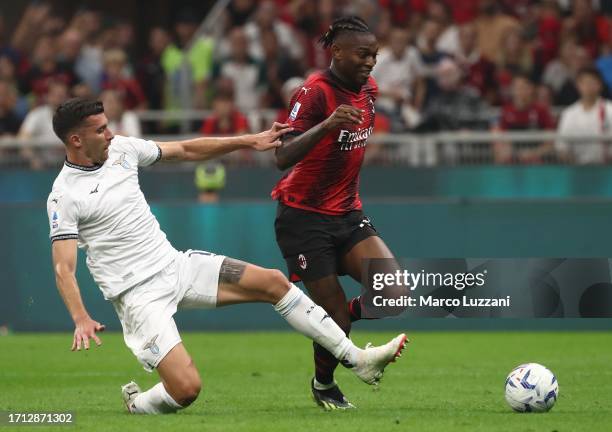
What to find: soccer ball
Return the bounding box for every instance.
[504,363,559,412]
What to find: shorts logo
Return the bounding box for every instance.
[289,102,301,121]
[298,254,307,270]
[359,216,373,229]
[142,334,160,355]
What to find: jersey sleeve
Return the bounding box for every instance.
[126,136,162,167]
[47,191,79,242]
[286,83,327,134]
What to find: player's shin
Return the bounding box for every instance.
[273,284,360,366]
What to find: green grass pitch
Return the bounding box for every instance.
[1,331,611,431]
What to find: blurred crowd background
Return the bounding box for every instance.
[2,0,612,169]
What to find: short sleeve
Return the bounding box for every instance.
[47,191,79,242]
[126,136,162,167]
[286,84,327,134]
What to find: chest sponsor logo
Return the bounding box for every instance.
[337,126,373,151]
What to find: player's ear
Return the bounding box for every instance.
[68,132,82,149]
[331,42,343,61]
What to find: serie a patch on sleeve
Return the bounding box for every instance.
[289,102,301,121]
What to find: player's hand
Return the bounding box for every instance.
[72,317,106,351]
[252,122,294,151]
[323,104,363,131]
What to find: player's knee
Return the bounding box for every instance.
[263,269,290,303]
[174,376,202,407]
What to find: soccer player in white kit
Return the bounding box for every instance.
[47,98,407,414]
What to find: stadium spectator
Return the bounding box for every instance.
[0,80,21,166]
[71,8,104,94]
[200,88,249,136]
[56,29,84,77]
[446,0,480,24]
[419,58,490,132]
[531,0,562,68]
[493,74,556,164]
[286,0,336,71]
[371,27,424,130]
[10,2,53,56]
[194,162,226,203]
[416,19,448,106]
[542,39,580,97]
[555,45,592,106]
[0,54,28,119]
[0,80,20,136]
[475,0,520,62]
[101,49,146,111]
[100,90,141,138]
[259,29,304,109]
[225,0,258,28]
[428,0,459,55]
[495,27,534,104]
[563,0,601,60]
[453,22,497,104]
[378,0,427,28]
[243,0,303,62]
[161,9,214,110]
[556,67,612,164]
[21,36,79,103]
[211,27,265,113]
[18,80,68,169]
[137,27,170,112]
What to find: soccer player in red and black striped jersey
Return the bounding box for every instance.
[272,17,406,410]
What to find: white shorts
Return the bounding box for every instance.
[112,249,226,371]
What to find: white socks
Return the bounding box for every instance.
[274,284,361,366]
[131,382,183,414]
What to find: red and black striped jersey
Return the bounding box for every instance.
[271,69,378,215]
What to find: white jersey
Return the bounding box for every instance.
[47,135,178,300]
[556,98,612,164]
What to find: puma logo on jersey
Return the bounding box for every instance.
[90,183,99,194]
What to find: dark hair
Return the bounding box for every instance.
[512,71,534,85]
[52,97,104,143]
[318,16,371,48]
[577,66,603,83]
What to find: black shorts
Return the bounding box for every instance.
[274,203,378,282]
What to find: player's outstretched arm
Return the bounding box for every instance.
[274,104,363,170]
[52,239,105,351]
[156,122,293,162]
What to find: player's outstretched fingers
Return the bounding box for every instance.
[93,334,102,347]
